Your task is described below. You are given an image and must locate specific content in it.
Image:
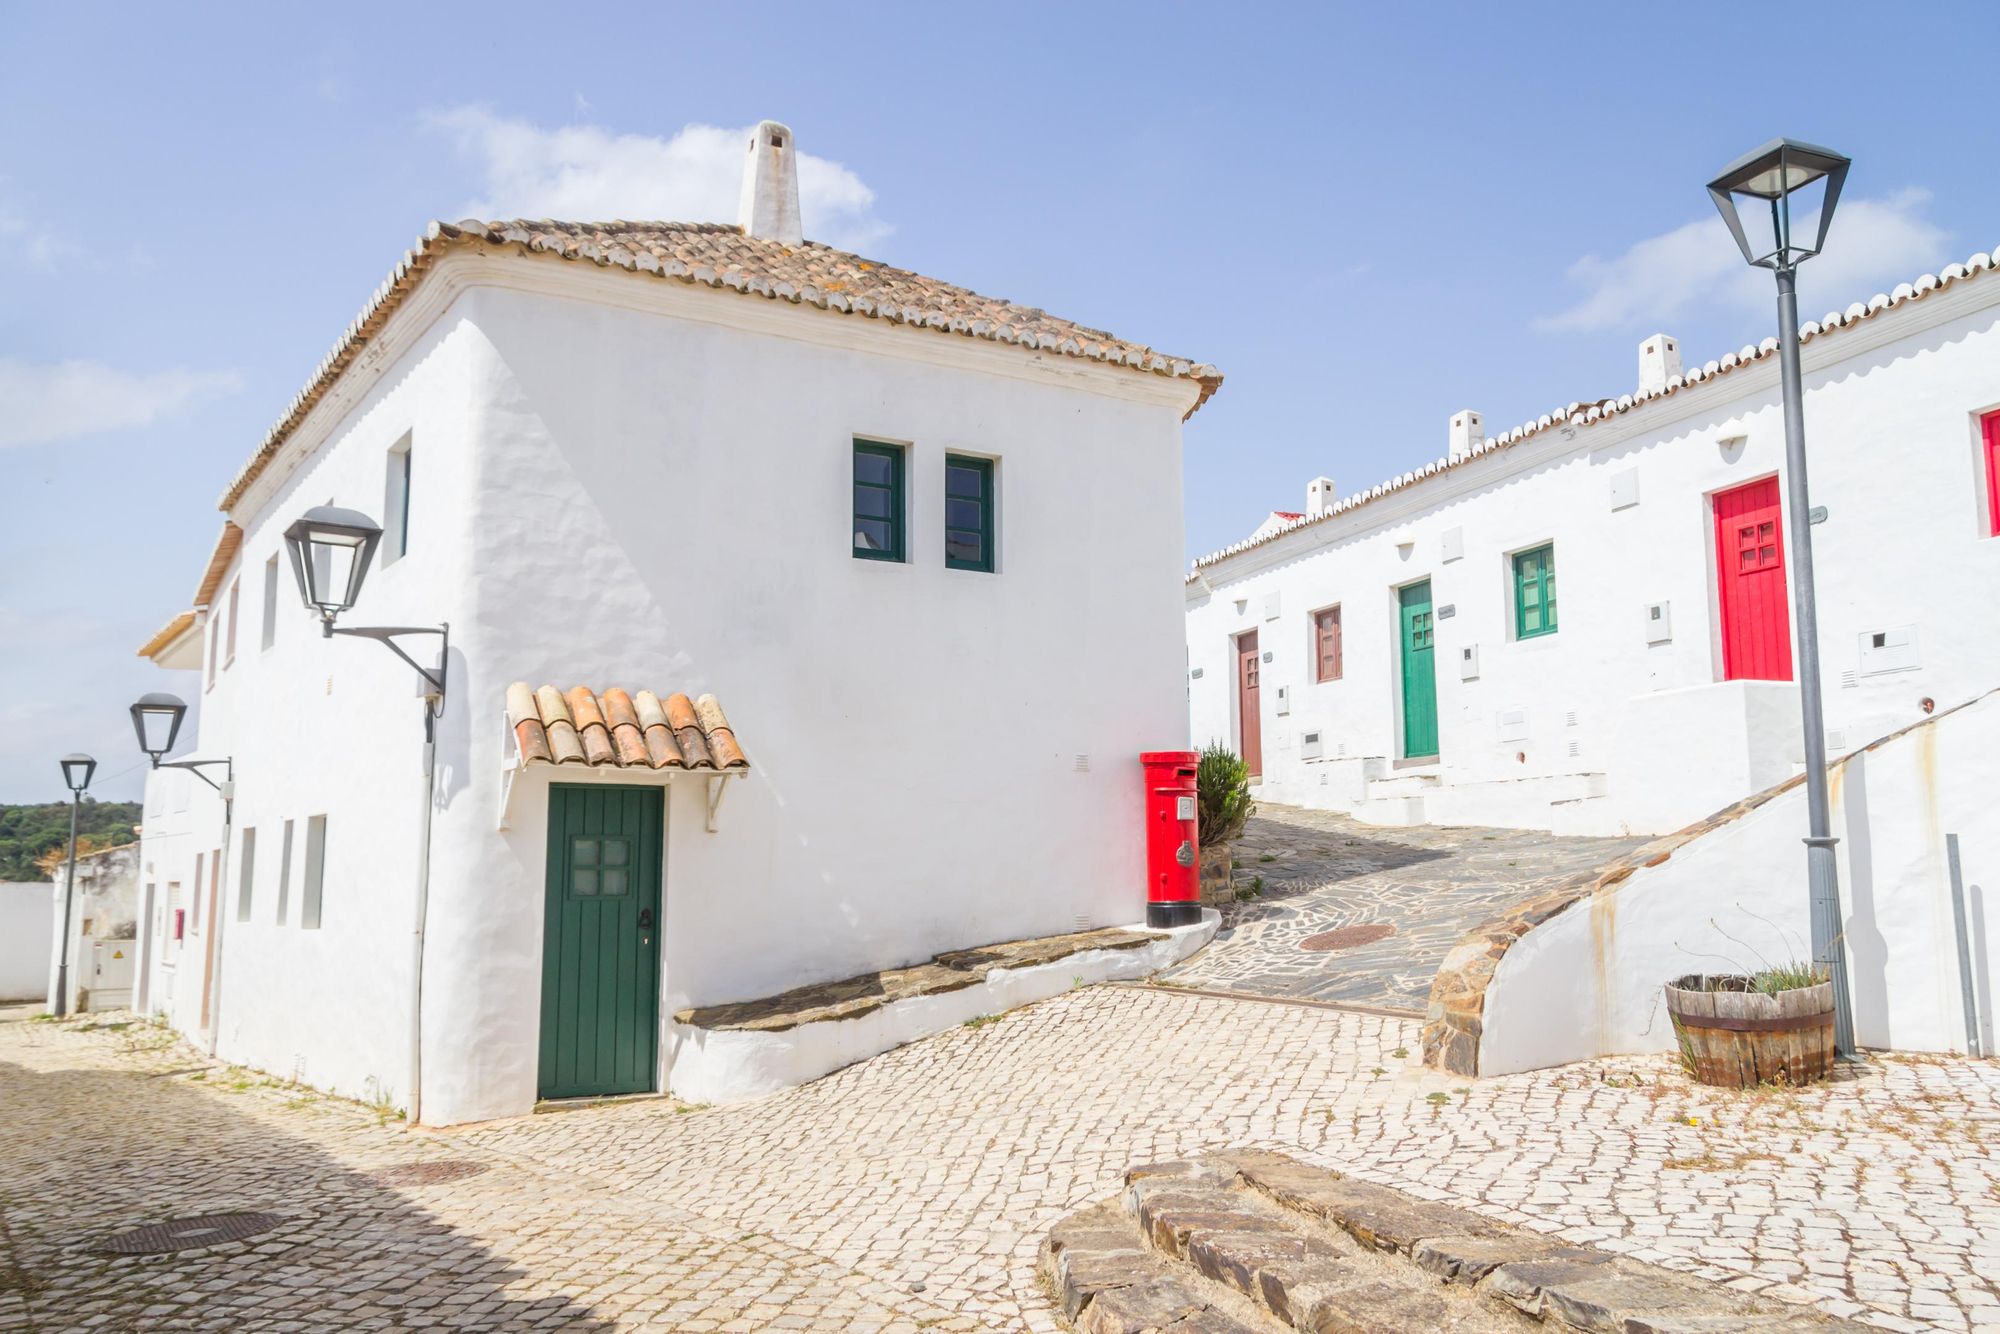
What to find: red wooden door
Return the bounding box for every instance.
[1236,630,1263,777]
[1714,477,1793,681]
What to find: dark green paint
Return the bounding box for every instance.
[1398,581,1439,759]
[538,784,663,1100]
[1512,543,1557,639]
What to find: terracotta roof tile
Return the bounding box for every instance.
[192,522,243,608]
[137,611,198,661]
[217,220,1221,512]
[507,683,748,773]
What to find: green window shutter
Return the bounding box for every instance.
[853,441,905,562]
[943,454,995,572]
[1513,544,1557,639]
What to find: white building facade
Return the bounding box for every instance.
[1188,255,2000,837]
[133,124,1218,1124]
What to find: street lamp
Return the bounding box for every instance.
[283,506,384,637]
[281,502,447,1123]
[52,753,95,1018]
[1707,137,1856,1058]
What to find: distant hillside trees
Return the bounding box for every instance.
[0,801,143,881]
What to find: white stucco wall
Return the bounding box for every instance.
[0,883,52,1001]
[138,252,1198,1124]
[1477,691,2000,1075]
[44,843,140,1014]
[1188,282,2000,836]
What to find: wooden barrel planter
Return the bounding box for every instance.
[1665,974,1835,1088]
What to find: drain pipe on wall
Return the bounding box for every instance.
[408,721,437,1124]
[405,634,447,1126]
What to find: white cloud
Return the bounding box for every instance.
[0,358,241,449]
[0,181,78,271]
[428,107,891,254]
[1537,189,1948,334]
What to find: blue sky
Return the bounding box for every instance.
[4,1,1996,802]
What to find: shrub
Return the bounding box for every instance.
[1197,742,1254,848]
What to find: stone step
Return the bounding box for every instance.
[1042,1151,1872,1333]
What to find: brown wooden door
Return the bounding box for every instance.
[1236,630,1262,776]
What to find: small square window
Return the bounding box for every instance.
[573,869,599,895]
[572,837,600,867]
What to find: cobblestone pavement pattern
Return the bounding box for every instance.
[5,992,1999,1331]
[1161,803,1649,1010]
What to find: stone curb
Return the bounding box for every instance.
[1043,1151,1875,1333]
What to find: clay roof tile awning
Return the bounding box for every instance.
[506,683,748,774]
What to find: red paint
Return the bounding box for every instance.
[1714,476,1793,682]
[1235,630,1262,776]
[1140,751,1199,918]
[1984,410,2000,537]
[172,908,185,941]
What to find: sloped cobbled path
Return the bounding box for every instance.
[1161,805,1648,1011]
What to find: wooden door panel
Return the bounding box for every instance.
[539,784,663,1100]
[1714,478,1793,681]
[1237,630,1262,777]
[1399,582,1439,759]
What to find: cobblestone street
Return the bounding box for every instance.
[1161,803,1648,1011]
[5,993,2000,1331]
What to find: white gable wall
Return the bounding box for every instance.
[426,268,1190,1123]
[139,252,1195,1124]
[1189,289,2000,837]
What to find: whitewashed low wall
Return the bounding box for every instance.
[666,911,1219,1104]
[0,883,52,1001]
[1479,691,2000,1075]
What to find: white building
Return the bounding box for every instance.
[1188,255,2000,836]
[133,122,1219,1124]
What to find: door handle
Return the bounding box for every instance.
[638,909,654,931]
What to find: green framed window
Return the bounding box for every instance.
[944,454,994,572]
[852,440,905,561]
[1512,543,1557,639]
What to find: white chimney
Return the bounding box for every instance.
[1448,410,1484,462]
[737,120,803,246]
[1638,334,1683,395]
[1306,476,1337,518]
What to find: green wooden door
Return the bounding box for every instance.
[1398,581,1439,759]
[538,784,663,1099]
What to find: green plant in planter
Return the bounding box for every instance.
[1197,742,1254,849]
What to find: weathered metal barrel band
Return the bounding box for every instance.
[1669,1010,1833,1034]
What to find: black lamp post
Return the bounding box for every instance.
[281,503,447,1123]
[52,753,96,1019]
[1707,137,1856,1058]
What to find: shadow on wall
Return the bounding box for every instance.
[1838,753,1893,1048]
[1447,687,2000,1077]
[0,1051,612,1328]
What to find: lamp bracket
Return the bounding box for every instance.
[159,757,235,796]
[330,624,449,715]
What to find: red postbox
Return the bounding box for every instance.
[1141,751,1201,928]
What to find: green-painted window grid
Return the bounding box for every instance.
[1513,543,1558,639]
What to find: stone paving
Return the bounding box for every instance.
[6,993,2000,1330]
[1161,804,1649,1011]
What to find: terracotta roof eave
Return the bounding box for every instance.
[137,610,198,659]
[1189,242,2000,576]
[217,219,1221,512]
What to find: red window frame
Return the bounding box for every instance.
[1311,605,1342,682]
[1984,409,2000,537]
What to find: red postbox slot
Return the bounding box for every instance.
[1140,751,1202,929]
